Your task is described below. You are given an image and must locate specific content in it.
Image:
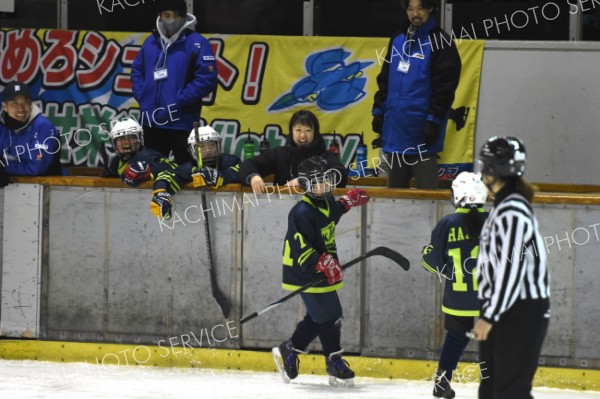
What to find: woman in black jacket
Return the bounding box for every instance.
[239,110,347,193]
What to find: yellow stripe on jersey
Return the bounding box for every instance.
[156,170,181,193]
[455,207,486,214]
[298,248,316,266]
[442,305,480,317]
[421,259,440,275]
[282,282,343,293]
[117,159,127,175]
[302,196,330,218]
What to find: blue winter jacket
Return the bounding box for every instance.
[372,18,461,155]
[131,14,217,132]
[0,104,60,175]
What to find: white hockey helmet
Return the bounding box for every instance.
[451,171,488,208]
[109,117,143,159]
[187,125,221,165]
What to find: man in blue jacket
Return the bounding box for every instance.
[131,0,218,165]
[372,0,461,189]
[0,81,61,180]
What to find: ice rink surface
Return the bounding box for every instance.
[1,359,600,399]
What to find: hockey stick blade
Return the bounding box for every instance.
[371,246,410,271]
[240,246,408,324]
[211,278,231,318]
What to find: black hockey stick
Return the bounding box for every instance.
[194,122,231,318]
[240,246,409,324]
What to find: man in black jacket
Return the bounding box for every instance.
[239,110,347,193]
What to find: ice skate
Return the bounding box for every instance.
[325,350,355,387]
[433,369,455,398]
[272,340,303,383]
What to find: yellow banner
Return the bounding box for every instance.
[203,35,485,178]
[438,39,486,178]
[0,29,483,174]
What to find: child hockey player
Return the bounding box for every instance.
[422,171,489,398]
[272,155,369,386]
[106,117,178,185]
[150,125,241,219]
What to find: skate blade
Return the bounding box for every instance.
[271,347,291,384]
[328,375,354,387]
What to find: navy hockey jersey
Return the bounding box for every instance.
[422,208,488,316]
[153,153,241,194]
[106,148,177,181]
[282,195,346,293]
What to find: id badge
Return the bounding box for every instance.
[397,61,410,74]
[154,69,168,80]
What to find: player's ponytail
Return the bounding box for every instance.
[465,206,486,243]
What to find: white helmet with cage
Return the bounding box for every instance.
[109,117,144,160]
[451,171,488,208]
[187,125,221,165]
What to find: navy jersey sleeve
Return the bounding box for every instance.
[422,217,449,276]
[216,153,242,185]
[153,160,193,194]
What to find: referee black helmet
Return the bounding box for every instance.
[478,136,527,178]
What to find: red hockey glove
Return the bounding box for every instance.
[338,188,369,213]
[122,161,151,186]
[315,253,343,285]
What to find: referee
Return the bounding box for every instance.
[471,136,550,399]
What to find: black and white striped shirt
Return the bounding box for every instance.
[477,192,550,323]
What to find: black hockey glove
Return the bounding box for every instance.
[192,166,222,188]
[371,136,383,149]
[423,121,440,146]
[372,115,384,134]
[150,189,174,219]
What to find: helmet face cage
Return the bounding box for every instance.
[451,172,488,208]
[187,126,221,165]
[109,118,143,159]
[299,171,335,199]
[297,156,335,199]
[477,136,526,178]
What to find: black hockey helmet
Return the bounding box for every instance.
[477,136,526,178]
[297,156,336,199]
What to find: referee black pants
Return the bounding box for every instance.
[478,298,550,399]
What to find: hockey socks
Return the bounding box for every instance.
[439,330,470,376]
